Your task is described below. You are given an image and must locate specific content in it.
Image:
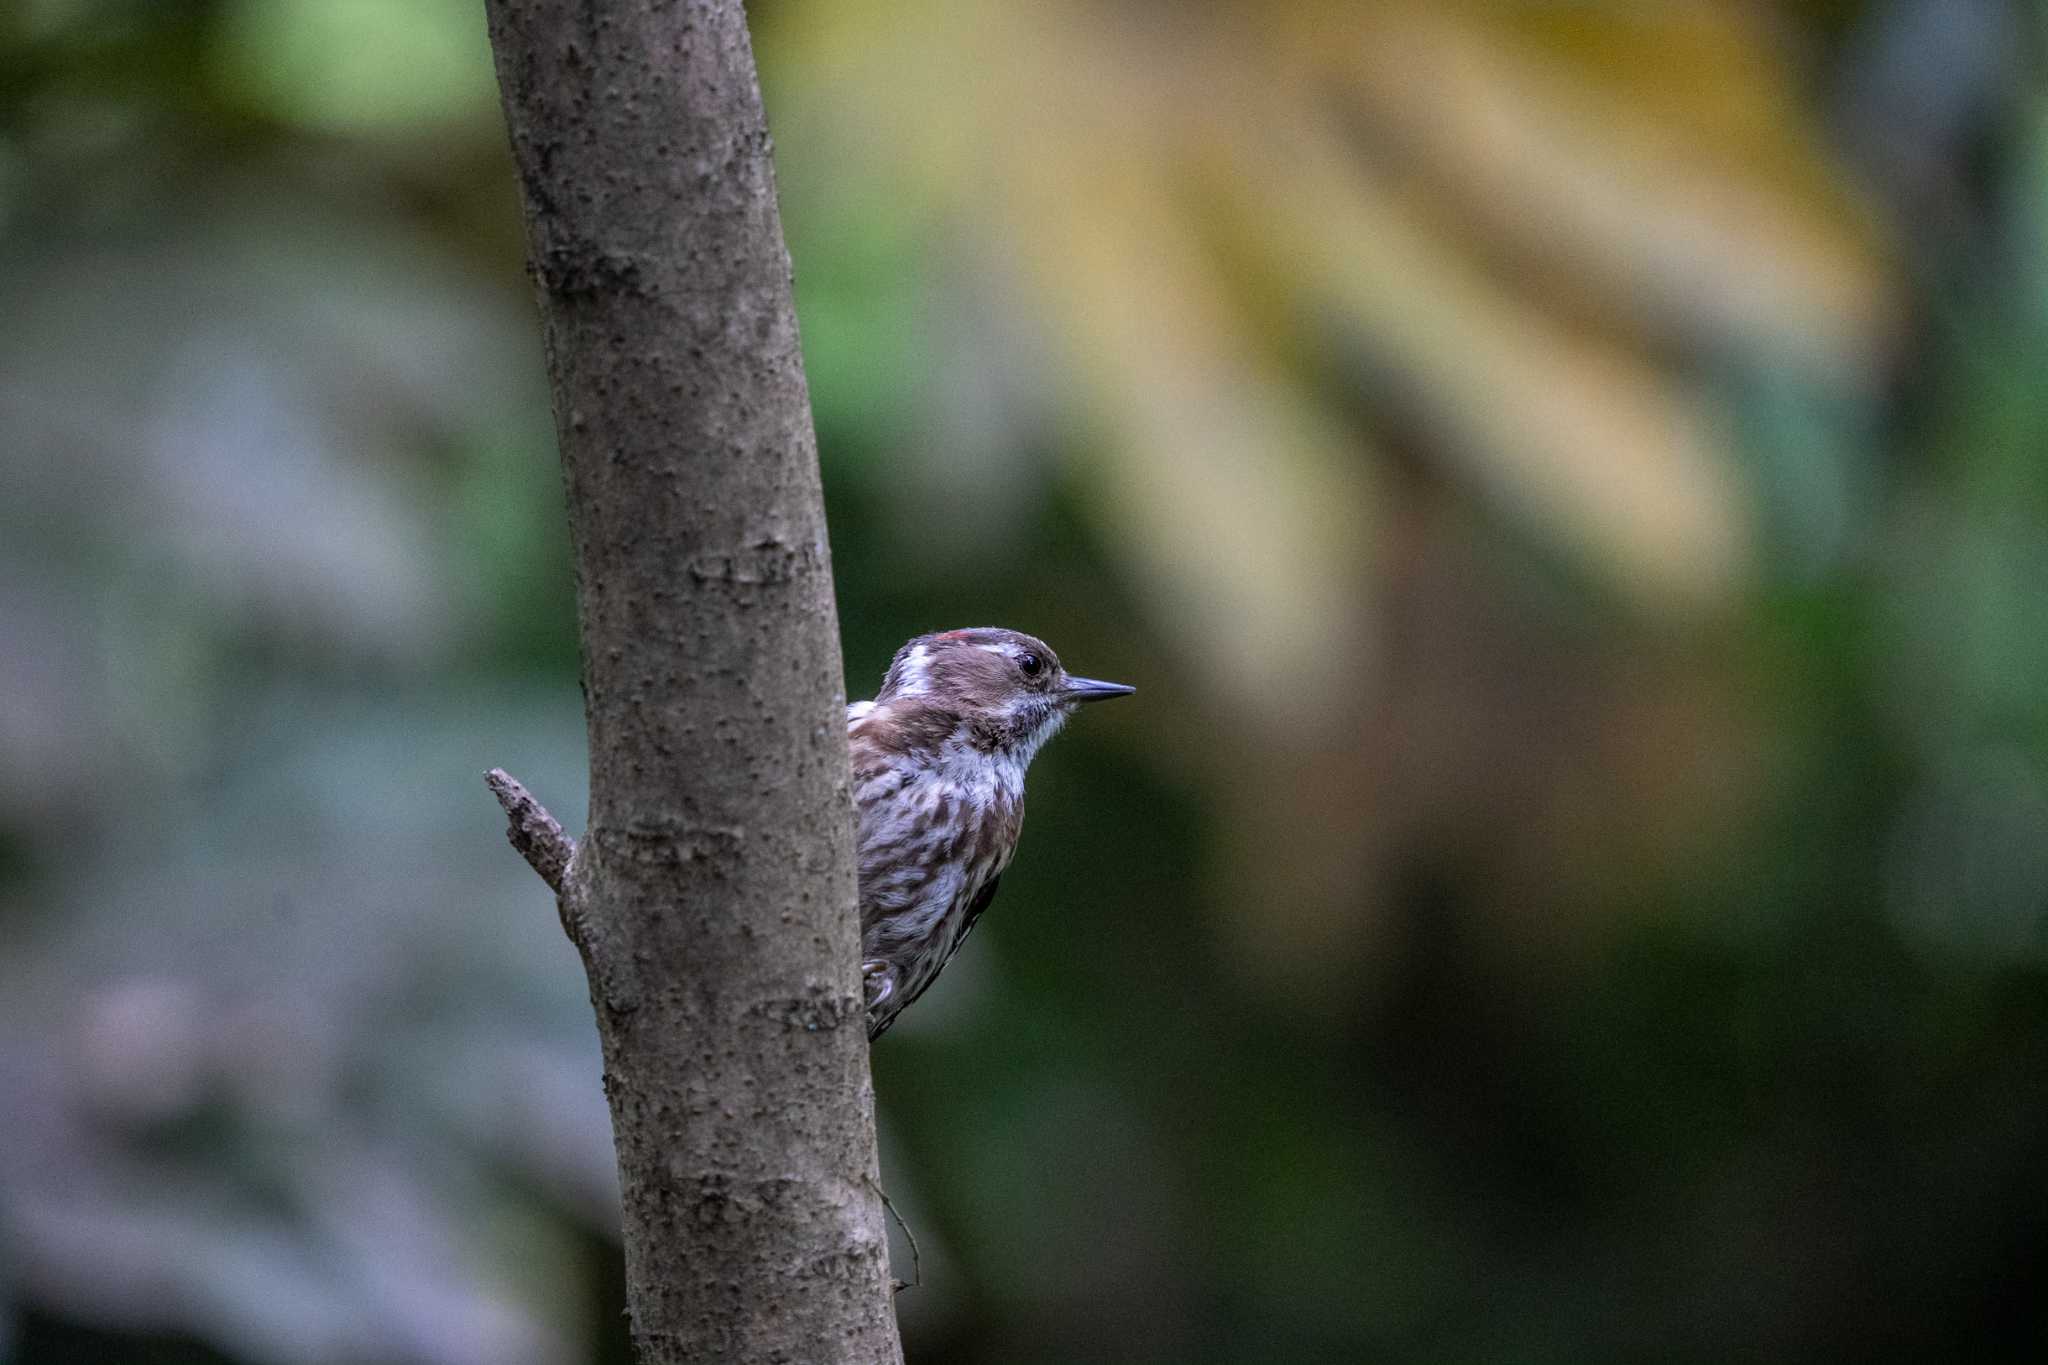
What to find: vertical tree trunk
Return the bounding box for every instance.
[481,2,903,1361]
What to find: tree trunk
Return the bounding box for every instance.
[481,2,903,1361]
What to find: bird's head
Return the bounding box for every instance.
[874,627,1133,761]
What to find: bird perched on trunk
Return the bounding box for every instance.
[850,627,1133,1039]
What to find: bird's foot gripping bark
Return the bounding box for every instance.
[861,960,896,1012]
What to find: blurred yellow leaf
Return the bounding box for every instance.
[768,0,1897,640]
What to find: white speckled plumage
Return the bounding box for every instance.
[848,628,1130,1038]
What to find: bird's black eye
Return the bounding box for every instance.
[1018,652,1043,678]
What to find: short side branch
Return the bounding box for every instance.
[485,768,575,894]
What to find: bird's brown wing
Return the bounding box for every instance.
[870,874,1002,1041]
[953,872,1002,950]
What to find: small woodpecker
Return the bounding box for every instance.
[850,627,1133,1039]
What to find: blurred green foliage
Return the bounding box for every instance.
[3,1,2047,1362]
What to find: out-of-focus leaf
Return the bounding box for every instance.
[1208,93,1747,612]
[1038,175,1380,734]
[0,191,552,822]
[769,0,1900,699]
[0,689,600,1364]
[1325,5,1898,375]
[1887,747,2048,961]
[213,0,499,136]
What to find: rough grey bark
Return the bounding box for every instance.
[481,2,902,1361]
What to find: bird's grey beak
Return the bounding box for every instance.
[1062,676,1135,703]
